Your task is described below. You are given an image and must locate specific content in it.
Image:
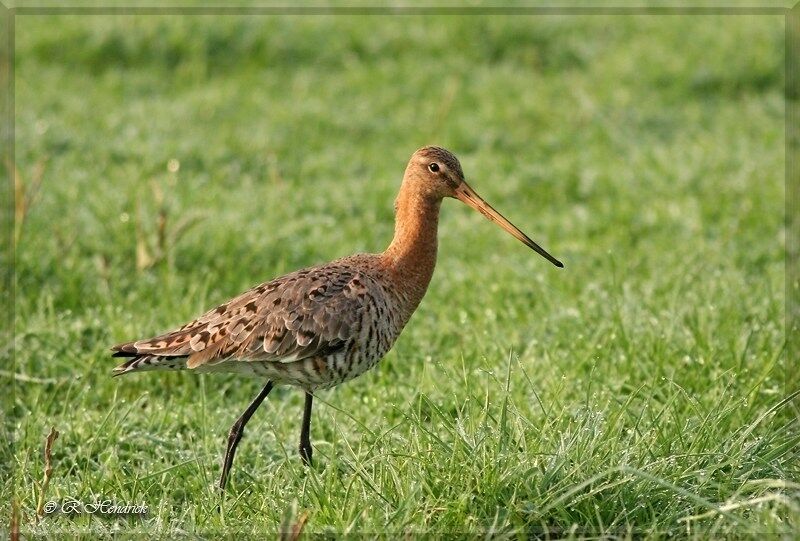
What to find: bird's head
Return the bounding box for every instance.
[404,146,563,268]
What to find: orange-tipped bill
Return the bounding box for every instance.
[455,182,564,268]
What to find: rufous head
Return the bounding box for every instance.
[403,146,466,198]
[405,146,564,268]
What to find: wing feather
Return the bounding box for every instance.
[111,261,374,370]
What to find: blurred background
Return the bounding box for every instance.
[13,13,784,331]
[10,12,790,535]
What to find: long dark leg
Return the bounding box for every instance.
[219,380,274,491]
[299,392,313,466]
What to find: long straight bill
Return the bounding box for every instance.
[455,182,564,268]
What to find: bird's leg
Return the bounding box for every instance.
[219,380,274,491]
[299,392,314,466]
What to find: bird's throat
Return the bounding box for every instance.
[381,188,441,315]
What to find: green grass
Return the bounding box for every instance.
[7,12,797,538]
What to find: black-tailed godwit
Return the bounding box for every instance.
[111,146,563,490]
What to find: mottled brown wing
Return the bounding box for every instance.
[111,263,373,369]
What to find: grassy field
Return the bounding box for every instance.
[6,12,797,538]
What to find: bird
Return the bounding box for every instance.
[111,146,563,490]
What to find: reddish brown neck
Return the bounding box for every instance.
[381,185,441,316]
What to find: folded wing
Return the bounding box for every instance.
[112,263,373,371]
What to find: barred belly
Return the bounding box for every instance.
[230,348,378,391]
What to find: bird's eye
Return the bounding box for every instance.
[428,163,440,173]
